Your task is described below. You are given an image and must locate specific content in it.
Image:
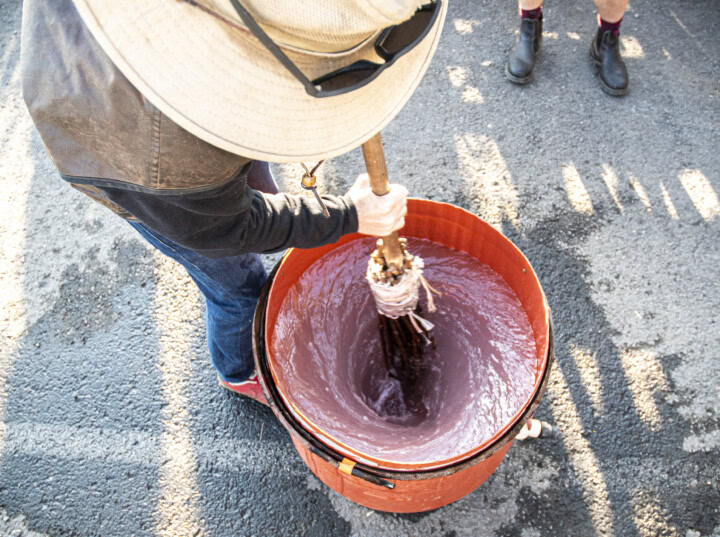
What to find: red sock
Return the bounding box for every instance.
[520,6,542,19]
[598,15,622,36]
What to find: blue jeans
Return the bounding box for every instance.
[130,221,267,383]
[129,162,278,383]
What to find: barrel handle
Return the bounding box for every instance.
[309,446,395,490]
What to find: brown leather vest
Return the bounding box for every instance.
[20,0,251,218]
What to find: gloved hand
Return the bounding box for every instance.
[346,173,408,237]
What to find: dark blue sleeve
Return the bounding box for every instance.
[97,171,359,257]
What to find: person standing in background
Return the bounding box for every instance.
[505,0,629,96]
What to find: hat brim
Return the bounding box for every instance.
[72,1,447,163]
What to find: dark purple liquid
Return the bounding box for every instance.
[271,238,537,467]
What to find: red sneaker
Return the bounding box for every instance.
[218,372,269,406]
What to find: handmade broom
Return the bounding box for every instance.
[361,132,438,416]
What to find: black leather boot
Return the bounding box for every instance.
[506,16,542,84]
[590,28,629,96]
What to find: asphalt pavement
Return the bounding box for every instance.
[1,0,719,535]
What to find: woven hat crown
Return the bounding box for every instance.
[193,0,424,52]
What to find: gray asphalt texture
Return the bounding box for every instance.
[1,0,719,535]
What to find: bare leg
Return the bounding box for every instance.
[519,0,543,10]
[593,0,629,23]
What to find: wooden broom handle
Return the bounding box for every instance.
[361,132,405,271]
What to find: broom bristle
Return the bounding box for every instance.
[378,308,434,417]
[368,241,436,418]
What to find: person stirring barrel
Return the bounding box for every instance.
[21,0,447,403]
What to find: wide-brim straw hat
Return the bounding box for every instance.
[71,0,448,163]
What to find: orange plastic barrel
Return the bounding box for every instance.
[253,199,553,513]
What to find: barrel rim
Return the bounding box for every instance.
[263,199,553,470]
[254,264,555,481]
[253,202,555,480]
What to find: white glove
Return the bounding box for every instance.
[346,173,408,237]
